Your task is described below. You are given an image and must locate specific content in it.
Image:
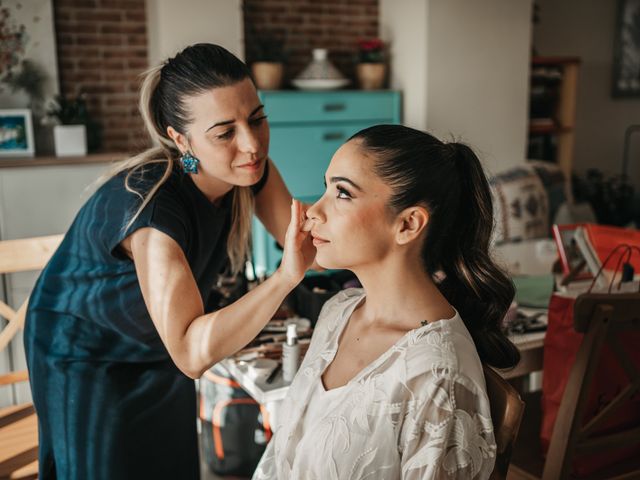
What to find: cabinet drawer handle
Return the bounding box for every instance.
[323,103,346,112]
[323,131,345,141]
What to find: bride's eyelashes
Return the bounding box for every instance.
[336,185,352,200]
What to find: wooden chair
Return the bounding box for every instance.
[509,292,640,480]
[0,234,63,480]
[484,364,526,480]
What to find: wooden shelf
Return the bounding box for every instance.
[529,124,573,135]
[0,152,126,169]
[532,56,581,66]
[527,56,580,179]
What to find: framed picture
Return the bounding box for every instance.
[0,109,35,157]
[612,0,640,97]
[552,224,593,280]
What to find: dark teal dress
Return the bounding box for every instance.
[24,161,268,480]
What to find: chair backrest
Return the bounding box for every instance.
[543,292,640,479]
[0,234,63,379]
[483,364,525,480]
[0,235,61,480]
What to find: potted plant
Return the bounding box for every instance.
[47,93,90,157]
[356,38,387,90]
[248,30,286,90]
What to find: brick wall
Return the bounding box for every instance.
[54,0,149,153]
[53,0,379,153]
[243,0,379,86]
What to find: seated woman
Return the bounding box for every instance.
[253,124,520,480]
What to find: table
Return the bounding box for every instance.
[220,327,546,424]
[220,358,290,427]
[502,330,545,379]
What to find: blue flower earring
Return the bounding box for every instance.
[180,151,199,174]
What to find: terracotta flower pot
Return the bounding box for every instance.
[251,62,284,90]
[356,63,386,90]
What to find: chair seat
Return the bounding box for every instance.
[0,402,38,479]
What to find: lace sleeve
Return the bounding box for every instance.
[399,371,496,480]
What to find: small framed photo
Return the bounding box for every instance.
[552,224,593,280]
[0,109,35,157]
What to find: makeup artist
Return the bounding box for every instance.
[24,43,315,480]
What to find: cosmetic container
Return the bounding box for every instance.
[282,323,300,382]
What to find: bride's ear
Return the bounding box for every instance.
[395,206,429,245]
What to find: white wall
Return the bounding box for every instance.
[534,0,640,184]
[381,0,533,175]
[379,0,429,130]
[146,0,244,67]
[426,0,532,175]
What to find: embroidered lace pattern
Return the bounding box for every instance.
[253,288,496,480]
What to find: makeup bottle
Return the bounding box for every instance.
[282,323,300,382]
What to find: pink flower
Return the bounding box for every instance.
[357,38,384,52]
[357,38,385,63]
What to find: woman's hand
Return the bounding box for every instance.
[301,203,325,272]
[277,199,315,287]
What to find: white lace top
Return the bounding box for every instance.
[253,288,496,480]
[301,379,348,435]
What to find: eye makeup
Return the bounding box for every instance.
[323,175,359,200]
[215,129,234,140]
[212,114,267,141]
[250,115,268,126]
[336,185,352,200]
[206,104,265,132]
[330,176,363,192]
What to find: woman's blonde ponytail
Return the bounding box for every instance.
[228,186,255,275]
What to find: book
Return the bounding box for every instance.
[552,224,593,281]
[573,224,640,288]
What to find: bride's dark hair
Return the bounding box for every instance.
[350,125,519,369]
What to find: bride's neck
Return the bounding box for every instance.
[352,255,454,330]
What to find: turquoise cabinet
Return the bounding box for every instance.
[269,122,378,198]
[252,90,402,275]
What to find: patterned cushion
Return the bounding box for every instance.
[528,160,570,225]
[490,166,550,244]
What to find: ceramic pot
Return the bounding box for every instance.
[53,124,87,157]
[297,48,345,80]
[251,62,284,90]
[356,63,387,90]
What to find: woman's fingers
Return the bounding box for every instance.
[285,200,304,247]
[298,202,312,240]
[279,199,313,285]
[301,217,314,232]
[293,200,309,235]
[294,199,302,229]
[285,199,313,267]
[300,202,312,232]
[284,200,297,249]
